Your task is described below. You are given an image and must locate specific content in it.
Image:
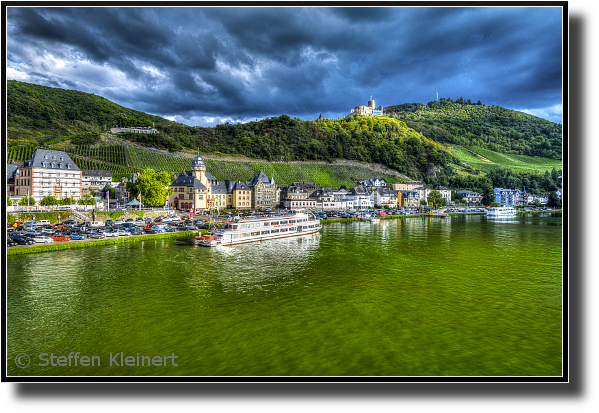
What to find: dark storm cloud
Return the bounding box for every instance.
[6,6,564,125]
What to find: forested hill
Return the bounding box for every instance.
[6,81,457,182]
[384,99,562,160]
[7,80,176,145]
[6,81,562,191]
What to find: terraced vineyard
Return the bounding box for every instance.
[448,145,562,175]
[203,160,402,187]
[7,142,405,187]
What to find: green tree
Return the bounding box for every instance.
[7,195,13,206]
[125,168,173,207]
[490,201,501,207]
[427,190,447,209]
[78,194,96,206]
[40,196,60,206]
[481,184,496,206]
[19,195,36,207]
[546,191,561,208]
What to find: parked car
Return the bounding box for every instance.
[69,233,87,240]
[51,223,65,229]
[32,236,54,243]
[7,239,18,247]
[51,234,71,242]
[128,228,144,235]
[11,236,35,245]
[115,230,131,236]
[103,231,119,237]
[88,232,106,239]
[23,231,41,238]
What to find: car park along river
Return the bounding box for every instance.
[7,212,562,377]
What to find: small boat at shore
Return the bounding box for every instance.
[197,212,321,247]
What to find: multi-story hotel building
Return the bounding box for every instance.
[12,149,82,202]
[392,181,422,191]
[247,171,279,209]
[81,169,112,195]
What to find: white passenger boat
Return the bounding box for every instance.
[196,212,321,247]
[486,206,518,217]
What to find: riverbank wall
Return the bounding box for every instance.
[6,230,203,256]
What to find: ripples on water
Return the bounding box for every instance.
[7,214,562,376]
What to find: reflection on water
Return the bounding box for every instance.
[188,233,321,293]
[7,214,562,377]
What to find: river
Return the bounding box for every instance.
[7,213,562,377]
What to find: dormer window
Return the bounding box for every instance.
[67,164,71,169]
[42,162,46,168]
[59,163,63,169]
[44,155,48,159]
[51,162,55,168]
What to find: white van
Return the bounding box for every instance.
[89,221,103,227]
[37,220,51,225]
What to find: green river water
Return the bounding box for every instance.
[7,213,562,377]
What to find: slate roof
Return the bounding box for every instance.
[22,149,80,171]
[170,175,207,190]
[192,155,206,168]
[7,164,17,184]
[248,171,276,187]
[348,186,369,196]
[82,169,112,178]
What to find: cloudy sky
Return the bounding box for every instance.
[6,6,564,126]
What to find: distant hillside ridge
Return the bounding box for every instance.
[384,99,562,160]
[7,80,176,146]
[7,81,458,183]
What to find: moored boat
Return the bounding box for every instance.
[197,212,321,247]
[486,206,518,217]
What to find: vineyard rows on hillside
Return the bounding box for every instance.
[7,143,404,187]
[449,145,562,175]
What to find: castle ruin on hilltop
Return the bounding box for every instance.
[348,96,384,117]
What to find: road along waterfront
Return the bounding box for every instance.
[6,212,562,377]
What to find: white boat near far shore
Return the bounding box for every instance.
[486,206,518,217]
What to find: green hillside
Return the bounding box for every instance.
[7,80,175,146]
[6,81,562,193]
[448,145,563,175]
[7,81,456,183]
[385,99,562,159]
[6,141,405,187]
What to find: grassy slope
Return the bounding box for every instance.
[448,145,562,175]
